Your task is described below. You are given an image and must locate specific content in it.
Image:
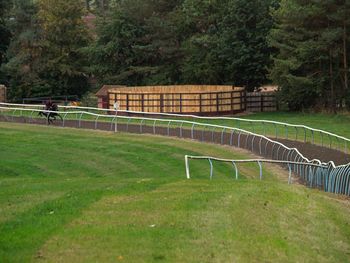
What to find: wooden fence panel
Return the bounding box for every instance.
[246,92,277,112]
[107,86,245,115]
[0,85,6,102]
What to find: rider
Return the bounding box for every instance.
[45,100,58,111]
[45,100,53,111]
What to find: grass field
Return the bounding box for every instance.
[1,122,350,262]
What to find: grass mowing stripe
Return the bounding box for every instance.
[0,191,103,262]
[1,122,349,262]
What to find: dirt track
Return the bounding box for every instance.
[1,115,349,165]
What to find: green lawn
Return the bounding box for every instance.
[0,122,350,262]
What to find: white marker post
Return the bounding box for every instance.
[113,101,119,132]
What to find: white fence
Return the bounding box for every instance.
[0,104,349,195]
[0,102,348,153]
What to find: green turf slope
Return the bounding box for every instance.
[0,122,349,262]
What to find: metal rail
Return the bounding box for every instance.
[184,155,350,195]
[0,105,349,195]
[0,102,348,153]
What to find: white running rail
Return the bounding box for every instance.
[0,102,348,153]
[0,105,349,195]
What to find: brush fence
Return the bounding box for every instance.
[107,85,245,115]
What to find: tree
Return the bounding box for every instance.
[178,0,277,88]
[0,0,43,100]
[0,0,12,78]
[179,0,223,84]
[88,0,183,86]
[37,0,91,96]
[218,0,277,90]
[269,0,350,111]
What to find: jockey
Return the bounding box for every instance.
[45,100,53,110]
[45,100,58,111]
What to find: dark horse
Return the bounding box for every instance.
[38,101,62,124]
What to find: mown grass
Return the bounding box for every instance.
[0,122,350,262]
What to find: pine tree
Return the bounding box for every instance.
[0,0,43,100]
[88,0,183,86]
[269,0,350,110]
[38,0,91,96]
[218,0,276,91]
[0,0,12,78]
[179,0,223,84]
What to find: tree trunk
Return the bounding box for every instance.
[85,0,90,11]
[329,49,336,113]
[343,22,348,96]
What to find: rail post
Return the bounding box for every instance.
[153,120,157,134]
[94,115,99,129]
[232,161,238,180]
[221,128,226,144]
[258,161,263,180]
[191,123,195,139]
[230,130,235,146]
[288,163,292,184]
[209,158,214,180]
[180,122,184,138]
[62,112,69,127]
[78,112,83,128]
[185,155,190,179]
[140,119,145,133]
[167,121,171,136]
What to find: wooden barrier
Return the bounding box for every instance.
[246,92,277,112]
[106,85,245,115]
[0,85,6,102]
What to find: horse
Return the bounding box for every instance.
[38,103,62,125]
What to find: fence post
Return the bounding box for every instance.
[140,119,145,133]
[216,93,219,113]
[231,91,234,113]
[126,94,129,111]
[185,155,190,179]
[79,113,83,128]
[180,94,182,113]
[258,161,263,180]
[260,93,264,112]
[160,94,164,113]
[209,158,213,180]
[153,120,156,134]
[230,130,235,146]
[232,161,238,180]
[94,116,99,129]
[221,128,226,144]
[141,94,144,112]
[167,121,171,136]
[288,163,292,184]
[191,124,195,139]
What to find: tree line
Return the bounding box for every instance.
[0,0,349,111]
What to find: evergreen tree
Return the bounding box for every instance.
[179,0,223,84]
[1,0,43,100]
[88,0,183,86]
[269,0,350,110]
[38,0,91,96]
[218,0,276,90]
[0,0,11,71]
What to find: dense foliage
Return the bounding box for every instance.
[269,0,350,111]
[0,0,349,110]
[1,0,90,100]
